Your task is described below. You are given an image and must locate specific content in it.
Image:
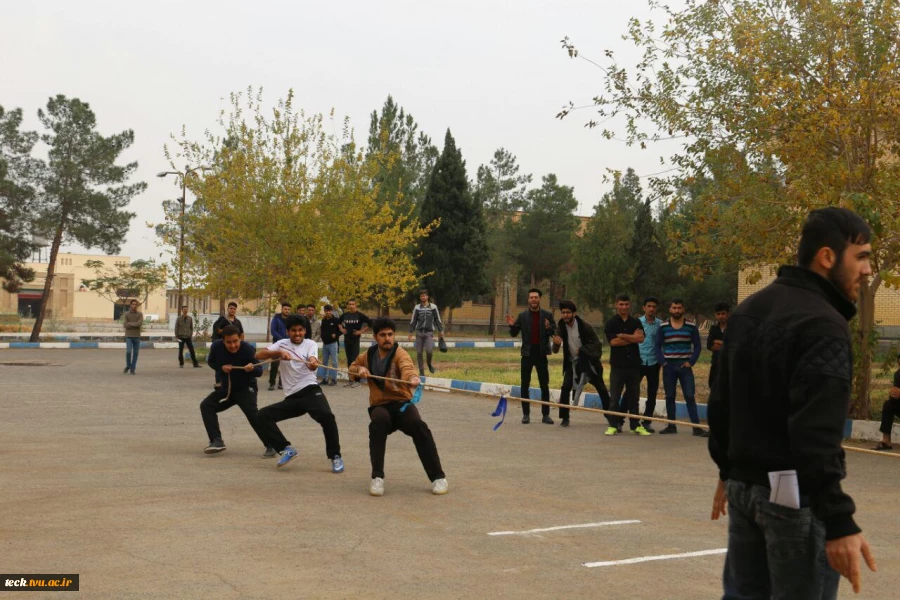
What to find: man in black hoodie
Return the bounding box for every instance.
[551,300,613,429]
[506,288,556,424]
[708,208,876,598]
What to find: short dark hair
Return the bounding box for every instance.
[281,301,292,308]
[295,303,305,310]
[714,302,730,313]
[347,298,357,304]
[559,300,577,312]
[227,301,237,309]
[527,288,542,298]
[670,298,684,306]
[285,314,309,331]
[643,296,659,306]
[371,317,396,334]
[797,207,871,269]
[419,289,429,296]
[324,304,334,311]
[181,305,188,310]
[129,299,138,304]
[615,293,630,303]
[221,325,240,338]
[306,304,315,309]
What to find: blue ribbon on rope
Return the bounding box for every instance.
[491,395,508,430]
[401,384,424,412]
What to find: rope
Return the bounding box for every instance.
[221,359,900,460]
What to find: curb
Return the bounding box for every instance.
[0,340,522,350]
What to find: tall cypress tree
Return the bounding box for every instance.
[417,130,489,327]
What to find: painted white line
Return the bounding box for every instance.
[583,548,727,568]
[488,520,641,536]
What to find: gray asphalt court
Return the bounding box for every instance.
[2,349,898,599]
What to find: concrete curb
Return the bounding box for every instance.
[0,340,522,350]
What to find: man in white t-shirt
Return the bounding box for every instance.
[254,314,344,473]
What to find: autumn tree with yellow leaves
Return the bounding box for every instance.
[562,0,900,418]
[163,88,433,314]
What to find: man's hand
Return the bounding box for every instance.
[306,356,319,370]
[552,335,563,346]
[712,340,724,351]
[410,375,421,387]
[280,350,293,361]
[408,335,413,342]
[682,361,692,369]
[354,330,362,336]
[355,367,371,379]
[505,314,515,326]
[890,386,900,399]
[826,533,876,594]
[243,363,255,372]
[222,365,233,374]
[544,318,551,329]
[711,479,727,520]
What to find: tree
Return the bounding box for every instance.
[29,96,144,340]
[561,1,900,418]
[509,173,580,309]
[82,259,167,310]
[167,88,433,313]
[417,130,489,328]
[473,148,532,334]
[0,105,40,294]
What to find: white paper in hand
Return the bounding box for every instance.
[768,470,801,509]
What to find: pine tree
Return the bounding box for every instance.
[417,130,489,328]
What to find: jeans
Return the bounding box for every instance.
[520,345,550,417]
[663,364,700,425]
[723,480,839,600]
[321,342,339,383]
[414,331,435,374]
[125,337,141,372]
[368,401,444,481]
[639,363,661,427]
[255,384,341,457]
[609,366,641,429]
[178,337,198,366]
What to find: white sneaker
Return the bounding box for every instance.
[370,477,384,496]
[431,478,449,495]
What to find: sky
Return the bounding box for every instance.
[2,0,678,262]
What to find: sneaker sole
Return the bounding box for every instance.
[369,488,384,496]
[204,447,226,454]
[276,455,297,468]
[432,488,448,495]
[332,466,345,474]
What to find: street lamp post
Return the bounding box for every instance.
[156,165,211,314]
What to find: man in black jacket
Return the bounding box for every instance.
[552,301,613,428]
[708,208,876,598]
[506,288,556,424]
[200,325,272,456]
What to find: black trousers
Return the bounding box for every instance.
[640,363,661,427]
[199,386,268,445]
[268,360,281,386]
[345,336,361,377]
[881,398,900,436]
[559,361,613,424]
[368,401,444,481]
[178,337,198,366]
[610,366,642,430]
[520,345,550,417]
[255,385,341,457]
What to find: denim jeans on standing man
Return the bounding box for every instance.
[125,336,141,373]
[662,364,700,424]
[321,342,339,383]
[723,480,839,600]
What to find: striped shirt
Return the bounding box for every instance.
[654,319,701,366]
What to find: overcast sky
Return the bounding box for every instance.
[3,0,677,261]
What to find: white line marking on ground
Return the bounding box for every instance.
[488,520,641,536]
[583,548,727,568]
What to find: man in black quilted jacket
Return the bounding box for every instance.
[708,207,877,598]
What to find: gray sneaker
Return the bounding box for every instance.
[204,439,226,454]
[261,446,277,458]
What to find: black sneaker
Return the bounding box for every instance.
[419,371,425,377]
[659,425,678,434]
[542,416,554,425]
[277,382,283,390]
[693,429,710,438]
[521,415,530,424]
[643,424,655,433]
[427,363,435,374]
[268,385,275,391]
[123,367,130,374]
[204,439,226,454]
[560,419,570,428]
[193,363,201,368]
[261,446,277,458]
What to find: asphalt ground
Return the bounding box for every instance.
[1,349,898,599]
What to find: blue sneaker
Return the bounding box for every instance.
[331,455,344,474]
[276,446,298,468]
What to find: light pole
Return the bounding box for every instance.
[156,165,211,314]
